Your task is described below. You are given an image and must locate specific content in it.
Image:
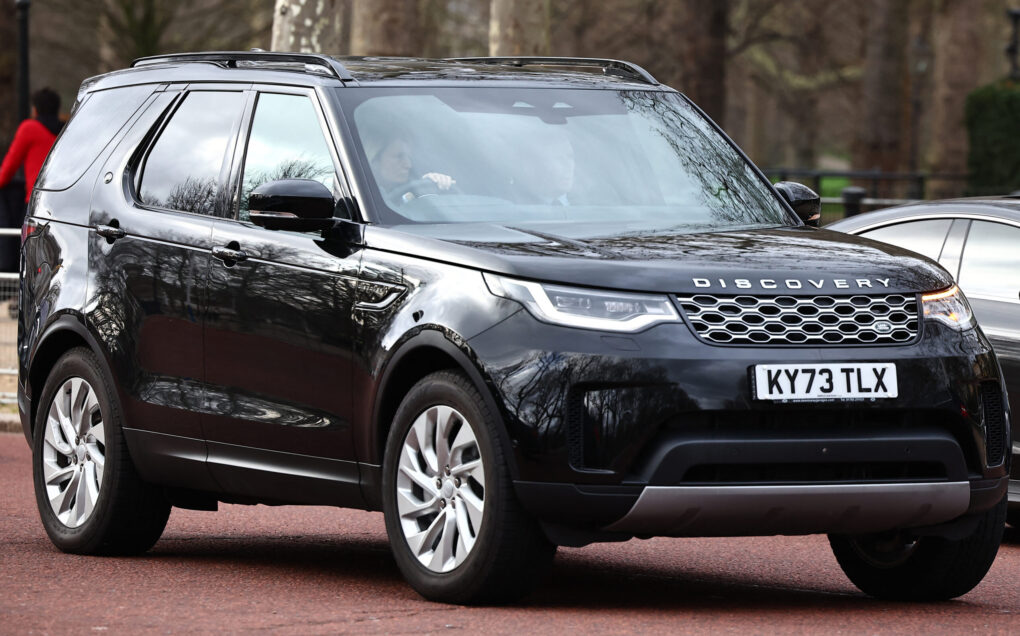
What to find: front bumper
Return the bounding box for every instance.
[469,311,1010,537]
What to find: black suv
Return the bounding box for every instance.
[19,52,1010,604]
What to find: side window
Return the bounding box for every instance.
[37,84,153,191]
[958,220,1020,300]
[136,91,244,216]
[239,93,336,220]
[858,219,952,261]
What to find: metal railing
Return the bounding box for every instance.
[0,228,17,404]
[764,168,971,201]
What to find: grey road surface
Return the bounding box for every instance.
[1,432,1018,634]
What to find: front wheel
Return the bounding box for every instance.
[828,497,1006,601]
[382,371,555,604]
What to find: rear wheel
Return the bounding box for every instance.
[382,371,555,604]
[828,497,1006,601]
[32,347,170,555]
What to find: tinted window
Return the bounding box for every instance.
[859,219,951,261]
[958,220,1020,300]
[239,93,335,220]
[37,85,152,191]
[137,91,244,216]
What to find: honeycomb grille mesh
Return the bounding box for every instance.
[677,293,919,345]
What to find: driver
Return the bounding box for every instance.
[366,130,455,204]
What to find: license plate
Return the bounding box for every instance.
[753,363,897,401]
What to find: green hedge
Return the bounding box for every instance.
[966,79,1020,195]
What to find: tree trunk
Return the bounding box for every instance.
[928,0,983,189]
[0,1,18,145]
[272,0,349,54]
[489,0,550,56]
[854,0,909,178]
[350,0,420,56]
[670,0,728,125]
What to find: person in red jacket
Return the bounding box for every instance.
[0,88,63,202]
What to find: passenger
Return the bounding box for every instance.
[512,129,575,206]
[365,130,455,204]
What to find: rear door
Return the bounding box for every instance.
[201,85,363,505]
[88,85,248,488]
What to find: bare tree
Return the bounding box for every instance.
[420,0,489,57]
[854,0,909,175]
[0,2,17,145]
[738,1,862,167]
[670,0,730,125]
[350,0,421,56]
[489,0,550,55]
[928,0,985,184]
[271,0,350,53]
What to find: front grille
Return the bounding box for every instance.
[981,382,1006,466]
[676,293,919,345]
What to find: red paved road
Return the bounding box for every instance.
[2,432,1018,634]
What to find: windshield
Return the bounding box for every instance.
[336,87,793,232]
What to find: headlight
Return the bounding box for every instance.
[921,285,974,330]
[484,273,680,332]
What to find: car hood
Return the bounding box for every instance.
[362,223,953,295]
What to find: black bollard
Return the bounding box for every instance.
[842,186,867,218]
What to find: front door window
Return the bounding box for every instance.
[238,92,336,220]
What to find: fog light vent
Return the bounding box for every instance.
[981,382,1006,467]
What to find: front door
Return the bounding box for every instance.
[201,88,363,505]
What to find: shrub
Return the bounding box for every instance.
[966,79,1020,195]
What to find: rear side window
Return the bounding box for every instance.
[136,91,244,216]
[958,220,1020,300]
[36,84,152,191]
[859,219,951,261]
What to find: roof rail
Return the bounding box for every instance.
[448,56,659,86]
[131,51,355,82]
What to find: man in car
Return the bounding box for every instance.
[512,129,576,206]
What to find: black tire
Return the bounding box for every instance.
[32,347,170,555]
[828,497,1006,601]
[382,370,555,604]
[1008,505,1020,529]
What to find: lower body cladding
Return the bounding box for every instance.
[605,482,970,535]
[467,314,1011,544]
[514,430,1007,542]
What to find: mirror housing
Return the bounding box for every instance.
[249,179,336,231]
[775,181,821,227]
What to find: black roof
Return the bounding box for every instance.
[82,51,668,95]
[826,197,1020,232]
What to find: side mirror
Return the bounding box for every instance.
[775,181,821,227]
[249,179,336,231]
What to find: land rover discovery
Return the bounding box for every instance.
[18,52,1010,604]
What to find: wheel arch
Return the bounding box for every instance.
[26,314,107,438]
[370,329,516,478]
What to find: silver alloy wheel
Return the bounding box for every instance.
[41,377,106,528]
[396,404,486,573]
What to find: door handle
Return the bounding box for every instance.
[212,245,249,263]
[95,224,125,240]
